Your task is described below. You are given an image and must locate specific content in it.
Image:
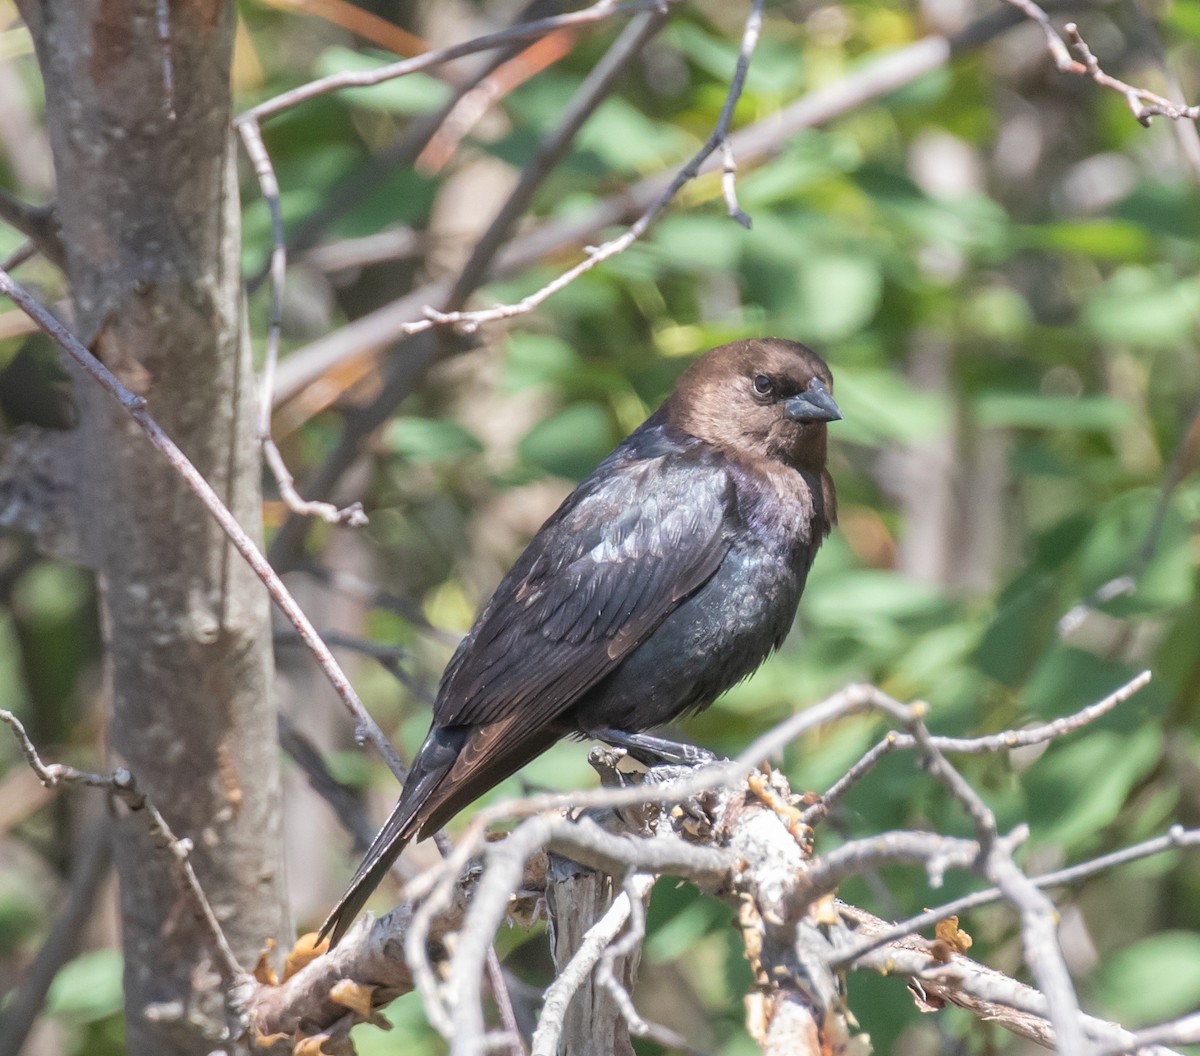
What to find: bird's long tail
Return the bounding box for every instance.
[318,728,465,947]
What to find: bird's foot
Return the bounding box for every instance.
[591,728,719,768]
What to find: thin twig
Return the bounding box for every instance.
[804,670,1152,824]
[0,190,63,268]
[268,6,1018,409]
[837,904,1184,1056]
[277,713,376,850]
[261,678,1187,1045]
[721,139,751,228]
[593,873,657,1038]
[236,0,659,124]
[898,710,1092,1054]
[294,563,462,645]
[238,126,368,527]
[0,240,38,272]
[800,832,982,903]
[443,7,673,313]
[0,710,245,984]
[486,945,525,1056]
[829,824,1200,969]
[0,266,406,784]
[1059,398,1200,638]
[1005,0,1200,125]
[532,882,639,1056]
[235,6,663,524]
[1102,1012,1200,1054]
[423,0,765,335]
[416,30,579,175]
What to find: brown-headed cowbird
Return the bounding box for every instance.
[320,337,840,944]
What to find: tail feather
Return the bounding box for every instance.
[318,727,466,947]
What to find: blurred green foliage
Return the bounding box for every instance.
[3,0,1200,1052]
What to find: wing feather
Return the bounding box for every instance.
[435,431,733,730]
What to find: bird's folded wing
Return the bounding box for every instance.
[435,445,733,729]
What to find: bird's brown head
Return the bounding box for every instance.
[665,338,840,471]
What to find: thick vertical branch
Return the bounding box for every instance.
[545,855,646,1056]
[16,2,291,1053]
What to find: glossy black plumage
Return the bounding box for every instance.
[320,338,841,945]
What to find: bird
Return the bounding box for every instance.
[319,337,841,945]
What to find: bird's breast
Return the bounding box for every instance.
[570,532,810,732]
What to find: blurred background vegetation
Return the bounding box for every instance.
[2,0,1200,1051]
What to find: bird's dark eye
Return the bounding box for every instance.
[752,374,774,397]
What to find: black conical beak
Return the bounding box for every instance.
[784,378,842,423]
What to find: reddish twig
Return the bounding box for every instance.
[235,0,659,125]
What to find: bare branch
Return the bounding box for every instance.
[1004,0,1200,124]
[898,709,1093,1053]
[249,677,1192,1049]
[806,668,1149,817]
[237,124,368,527]
[443,7,673,314]
[423,0,765,335]
[1103,1013,1200,1054]
[277,713,377,851]
[235,0,668,125]
[0,266,406,784]
[0,188,64,268]
[799,831,981,903]
[0,239,38,272]
[156,0,175,119]
[537,862,654,1056]
[836,904,1184,1056]
[269,7,1022,409]
[1060,398,1200,638]
[0,709,246,986]
[236,4,670,525]
[720,139,751,229]
[829,824,1200,969]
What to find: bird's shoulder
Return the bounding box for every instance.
[433,413,737,727]
[510,410,735,580]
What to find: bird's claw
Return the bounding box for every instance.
[591,727,720,768]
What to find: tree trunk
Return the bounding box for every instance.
[16,3,292,1052]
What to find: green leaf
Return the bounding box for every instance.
[737,133,860,209]
[518,402,615,479]
[1095,932,1200,1026]
[1023,725,1161,846]
[47,950,124,1024]
[803,570,949,629]
[502,333,581,392]
[653,215,746,272]
[833,368,953,444]
[313,47,451,114]
[791,254,882,342]
[575,97,692,171]
[384,418,482,462]
[974,392,1132,431]
[1024,219,1154,262]
[1082,267,1200,348]
[1113,183,1200,240]
[975,576,1058,687]
[666,22,801,94]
